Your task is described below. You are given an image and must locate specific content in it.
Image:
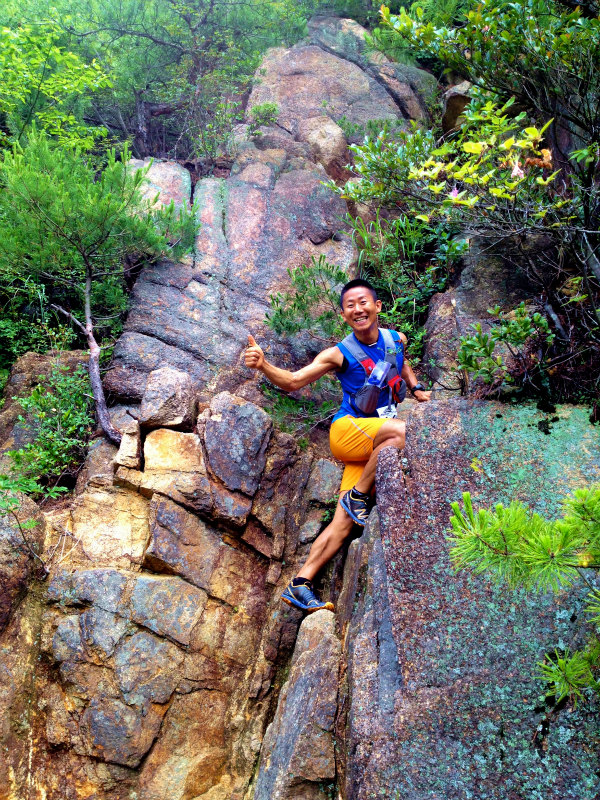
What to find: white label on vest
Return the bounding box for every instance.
[376,406,397,419]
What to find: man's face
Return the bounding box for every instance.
[340,286,382,333]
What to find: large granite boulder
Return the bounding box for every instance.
[204,392,272,496]
[248,45,401,138]
[337,399,600,799]
[129,158,192,211]
[307,16,437,124]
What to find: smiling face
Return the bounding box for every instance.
[340,286,382,340]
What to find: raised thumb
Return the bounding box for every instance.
[247,334,257,347]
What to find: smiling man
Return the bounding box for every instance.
[245,278,431,613]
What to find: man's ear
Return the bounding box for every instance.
[376,299,382,312]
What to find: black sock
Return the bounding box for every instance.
[350,487,370,501]
[292,577,312,588]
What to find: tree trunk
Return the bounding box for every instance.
[86,332,122,446]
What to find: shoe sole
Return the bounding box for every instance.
[281,595,334,614]
[340,493,368,527]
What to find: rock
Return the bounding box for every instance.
[144,495,222,591]
[442,80,472,132]
[0,494,45,634]
[208,544,268,618]
[254,611,340,800]
[129,158,192,210]
[248,45,401,138]
[297,116,348,177]
[298,511,323,545]
[78,696,164,768]
[104,151,354,396]
[129,574,207,646]
[104,330,208,402]
[209,480,253,527]
[114,630,184,705]
[128,428,215,514]
[75,439,118,493]
[52,615,87,664]
[139,367,197,429]
[71,568,130,612]
[70,486,150,569]
[305,458,343,504]
[307,16,437,123]
[144,428,204,472]
[204,392,272,496]
[138,691,228,799]
[335,511,403,800]
[80,607,130,661]
[114,419,141,469]
[356,400,600,799]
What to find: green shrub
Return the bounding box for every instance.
[8,364,94,488]
[248,102,279,135]
[267,255,349,342]
[351,212,467,361]
[458,302,555,394]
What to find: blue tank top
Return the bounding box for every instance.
[333,329,403,422]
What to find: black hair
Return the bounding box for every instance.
[340,278,377,309]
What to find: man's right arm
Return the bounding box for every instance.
[245,334,342,391]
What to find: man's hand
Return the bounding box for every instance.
[414,390,432,402]
[245,334,265,371]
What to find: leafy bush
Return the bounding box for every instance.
[458,302,555,394]
[8,364,94,488]
[363,1,600,402]
[267,255,349,342]
[448,484,600,704]
[248,102,279,135]
[352,212,467,360]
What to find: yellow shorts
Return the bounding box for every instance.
[329,415,388,492]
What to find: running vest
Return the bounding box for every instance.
[334,329,405,421]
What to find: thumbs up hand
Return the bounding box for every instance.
[245,334,265,371]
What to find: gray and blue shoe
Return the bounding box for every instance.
[340,488,371,526]
[281,580,334,613]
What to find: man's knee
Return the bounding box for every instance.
[375,419,405,448]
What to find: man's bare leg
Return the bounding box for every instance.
[354,418,405,494]
[296,418,406,582]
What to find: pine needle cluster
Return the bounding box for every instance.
[448,484,600,703]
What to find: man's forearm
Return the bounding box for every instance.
[401,361,420,391]
[260,359,297,392]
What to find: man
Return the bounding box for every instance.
[245,278,431,613]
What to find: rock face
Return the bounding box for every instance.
[343,401,600,799]
[424,236,533,395]
[254,611,340,800]
[104,17,433,402]
[0,495,45,634]
[139,366,197,429]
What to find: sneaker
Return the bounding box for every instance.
[340,489,371,526]
[281,581,334,614]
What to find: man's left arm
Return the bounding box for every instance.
[398,332,431,402]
